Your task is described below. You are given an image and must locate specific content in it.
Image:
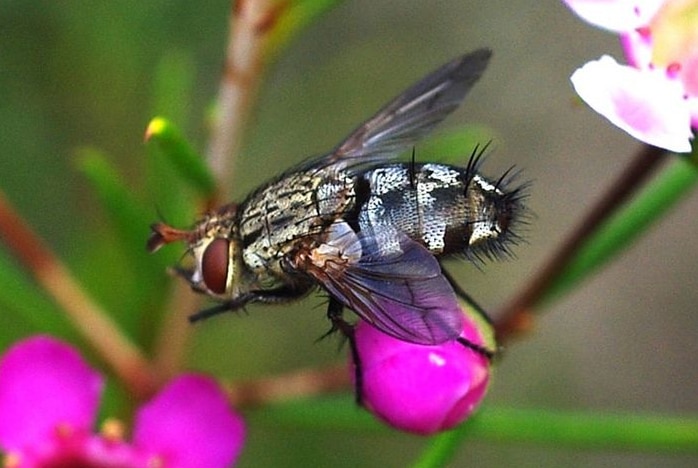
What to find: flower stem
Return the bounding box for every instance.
[151,0,284,378]
[152,281,203,380]
[225,363,350,407]
[0,191,158,399]
[544,154,698,301]
[494,144,666,341]
[206,0,280,201]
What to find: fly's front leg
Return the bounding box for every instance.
[189,285,311,323]
[189,293,256,323]
[326,297,364,406]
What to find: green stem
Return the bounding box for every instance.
[252,399,698,455]
[414,407,698,467]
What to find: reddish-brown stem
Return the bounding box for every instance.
[153,0,284,379]
[0,191,158,399]
[494,144,667,341]
[152,281,203,381]
[225,363,351,408]
[206,0,280,201]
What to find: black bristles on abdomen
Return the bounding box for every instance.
[355,155,528,263]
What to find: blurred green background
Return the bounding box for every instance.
[1,0,697,466]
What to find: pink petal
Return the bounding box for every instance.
[680,50,698,99]
[571,55,693,153]
[621,29,654,68]
[133,375,245,468]
[0,336,103,451]
[689,97,698,128]
[563,0,664,32]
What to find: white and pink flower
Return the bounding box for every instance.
[564,0,698,152]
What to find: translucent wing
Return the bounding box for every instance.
[303,222,463,345]
[319,48,491,171]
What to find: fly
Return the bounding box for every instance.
[148,49,526,362]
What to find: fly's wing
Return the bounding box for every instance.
[318,48,491,171]
[303,222,463,345]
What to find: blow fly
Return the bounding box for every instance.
[148,49,526,359]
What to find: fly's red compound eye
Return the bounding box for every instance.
[201,238,230,294]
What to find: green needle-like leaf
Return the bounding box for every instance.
[76,147,178,345]
[0,249,77,345]
[414,407,698,467]
[145,117,216,198]
[75,148,161,265]
[251,395,381,431]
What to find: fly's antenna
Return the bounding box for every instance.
[147,223,194,253]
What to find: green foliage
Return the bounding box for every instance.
[145,117,216,199]
[417,407,698,462]
[0,249,76,345]
[253,398,698,456]
[75,148,163,271]
[417,125,498,164]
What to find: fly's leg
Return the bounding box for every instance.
[441,268,498,360]
[189,285,311,323]
[441,267,492,324]
[456,337,496,360]
[326,297,364,406]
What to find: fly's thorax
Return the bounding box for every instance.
[238,168,356,274]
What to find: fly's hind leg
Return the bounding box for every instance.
[441,267,499,360]
[456,336,496,360]
[441,267,493,324]
[325,297,364,406]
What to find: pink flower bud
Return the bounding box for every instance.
[353,303,494,435]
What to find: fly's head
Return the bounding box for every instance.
[147,203,247,301]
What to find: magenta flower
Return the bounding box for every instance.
[0,335,245,468]
[352,305,494,435]
[564,0,697,152]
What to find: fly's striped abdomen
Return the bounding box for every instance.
[356,163,523,261]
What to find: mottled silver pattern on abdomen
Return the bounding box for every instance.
[356,163,505,257]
